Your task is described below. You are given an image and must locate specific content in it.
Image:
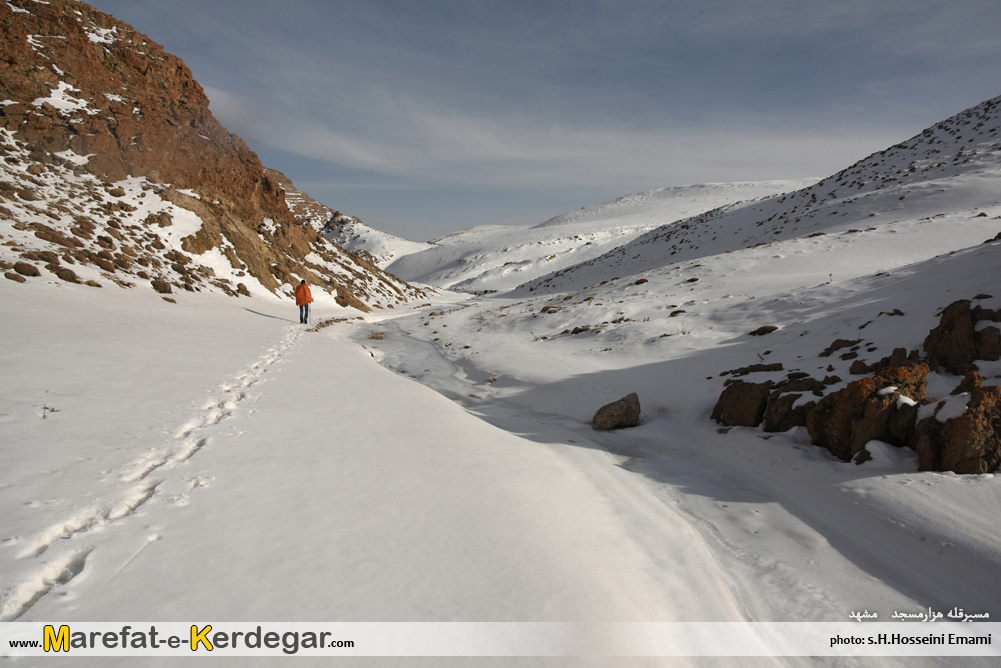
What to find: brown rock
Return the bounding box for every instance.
[820,338,857,358]
[13,261,40,277]
[54,267,79,283]
[914,386,1001,474]
[952,372,984,395]
[849,360,872,375]
[5,271,26,283]
[923,300,977,374]
[150,278,172,294]
[712,382,771,427]
[593,393,641,430]
[749,325,778,336]
[853,449,873,465]
[975,326,1001,361]
[806,364,928,461]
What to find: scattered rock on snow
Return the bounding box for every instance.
[712,381,771,427]
[749,325,778,336]
[13,261,39,277]
[721,362,783,377]
[819,338,857,358]
[593,393,641,430]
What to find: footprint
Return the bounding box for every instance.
[106,481,160,521]
[176,437,208,462]
[18,507,102,559]
[0,547,95,621]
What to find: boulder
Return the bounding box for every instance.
[763,377,825,432]
[13,261,39,277]
[819,339,857,358]
[806,364,928,461]
[976,325,1001,361]
[923,300,978,374]
[913,386,1001,474]
[593,393,641,430]
[712,381,771,427]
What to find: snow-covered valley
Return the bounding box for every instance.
[2,11,1001,659]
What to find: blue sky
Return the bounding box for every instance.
[88,0,1001,241]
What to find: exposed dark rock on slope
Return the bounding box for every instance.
[712,297,1001,474]
[0,0,424,309]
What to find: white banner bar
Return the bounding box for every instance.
[2,622,998,657]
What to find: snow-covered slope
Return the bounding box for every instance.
[360,200,1001,640]
[0,128,426,310]
[521,95,1001,294]
[345,94,1001,636]
[324,216,434,269]
[385,180,816,294]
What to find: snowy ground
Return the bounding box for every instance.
[0,283,788,667]
[1,248,998,667]
[4,98,1001,666]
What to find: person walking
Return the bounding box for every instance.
[295,279,313,324]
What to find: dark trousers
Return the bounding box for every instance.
[299,304,309,323]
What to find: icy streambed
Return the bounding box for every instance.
[351,312,1001,663]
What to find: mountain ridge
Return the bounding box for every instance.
[0,0,426,310]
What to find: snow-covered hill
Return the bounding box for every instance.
[324,216,434,269]
[385,180,815,294]
[342,93,1001,635]
[520,95,1001,294]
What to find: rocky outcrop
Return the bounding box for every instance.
[913,386,1001,474]
[0,0,286,225]
[0,0,426,309]
[923,300,1001,374]
[593,393,641,430]
[762,376,826,433]
[265,168,350,233]
[805,363,927,462]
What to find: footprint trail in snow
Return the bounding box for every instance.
[0,325,305,621]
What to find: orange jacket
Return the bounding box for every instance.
[295,283,313,305]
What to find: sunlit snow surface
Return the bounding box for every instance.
[3,96,1001,667]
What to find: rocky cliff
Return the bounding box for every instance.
[0,0,425,309]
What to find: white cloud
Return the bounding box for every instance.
[204,83,898,192]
